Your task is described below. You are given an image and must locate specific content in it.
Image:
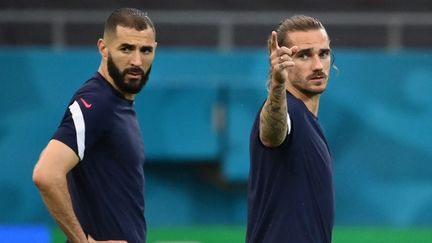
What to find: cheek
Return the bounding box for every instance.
[142,56,155,68]
[144,55,154,63]
[116,56,128,64]
[288,69,303,83]
[322,59,331,70]
[110,54,124,63]
[290,66,305,78]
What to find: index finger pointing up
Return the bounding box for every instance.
[270,31,279,52]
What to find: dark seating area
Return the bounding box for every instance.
[1,1,432,49]
[2,0,432,11]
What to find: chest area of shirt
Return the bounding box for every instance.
[104,111,145,165]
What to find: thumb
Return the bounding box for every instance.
[289,46,299,56]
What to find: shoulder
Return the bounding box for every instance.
[70,76,114,120]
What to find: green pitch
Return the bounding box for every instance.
[52,225,432,243]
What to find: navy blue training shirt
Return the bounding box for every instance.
[53,72,146,243]
[247,91,334,243]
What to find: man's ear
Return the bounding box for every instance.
[97,38,108,58]
[153,42,158,53]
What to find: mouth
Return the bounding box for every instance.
[309,74,327,83]
[310,76,324,82]
[126,73,142,79]
[126,69,144,80]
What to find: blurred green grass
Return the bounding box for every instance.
[52,225,432,243]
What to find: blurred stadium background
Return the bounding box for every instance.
[1,0,432,242]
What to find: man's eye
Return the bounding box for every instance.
[298,53,309,60]
[320,52,330,58]
[141,47,153,54]
[120,47,131,53]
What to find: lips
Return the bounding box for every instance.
[309,72,327,81]
[128,71,140,75]
[126,69,144,79]
[311,76,324,80]
[127,73,142,80]
[128,70,142,75]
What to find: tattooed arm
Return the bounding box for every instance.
[259,31,297,147]
[259,81,288,147]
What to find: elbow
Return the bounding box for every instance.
[259,119,288,148]
[260,133,285,148]
[32,164,63,191]
[32,164,48,190]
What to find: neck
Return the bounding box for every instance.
[286,86,320,116]
[304,96,320,116]
[98,64,135,101]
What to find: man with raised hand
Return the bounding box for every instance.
[247,15,334,243]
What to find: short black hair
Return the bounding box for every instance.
[104,8,155,37]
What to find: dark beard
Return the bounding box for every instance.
[107,54,152,94]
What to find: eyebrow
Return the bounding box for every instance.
[118,43,154,51]
[295,48,330,55]
[140,46,154,51]
[119,43,135,49]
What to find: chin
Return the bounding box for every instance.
[307,87,326,95]
[317,88,327,94]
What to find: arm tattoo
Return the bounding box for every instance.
[259,81,288,147]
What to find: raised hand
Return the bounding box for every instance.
[269,31,298,84]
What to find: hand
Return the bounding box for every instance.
[269,31,298,84]
[88,234,127,243]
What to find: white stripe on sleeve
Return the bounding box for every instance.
[287,112,292,135]
[69,101,85,160]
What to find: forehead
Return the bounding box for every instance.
[287,29,330,50]
[111,25,155,46]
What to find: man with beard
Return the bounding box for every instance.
[247,15,334,243]
[33,8,156,243]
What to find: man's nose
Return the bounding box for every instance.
[130,51,142,66]
[312,56,324,70]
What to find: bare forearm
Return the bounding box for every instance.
[259,81,288,147]
[38,178,88,243]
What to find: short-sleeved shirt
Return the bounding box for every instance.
[247,91,334,243]
[53,72,146,243]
